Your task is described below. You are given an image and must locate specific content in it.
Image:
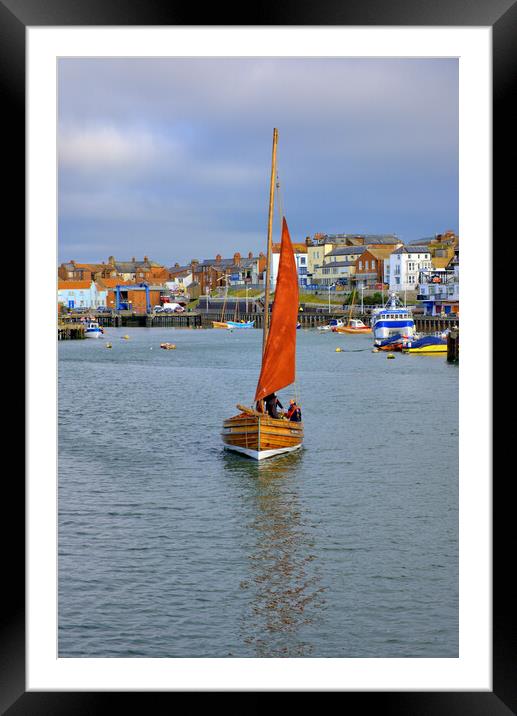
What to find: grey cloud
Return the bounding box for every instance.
[58,57,458,264]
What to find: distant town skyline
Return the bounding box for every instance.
[58,57,458,265]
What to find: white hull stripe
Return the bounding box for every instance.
[224,443,302,461]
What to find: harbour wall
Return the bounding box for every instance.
[71,311,458,332]
[58,323,85,340]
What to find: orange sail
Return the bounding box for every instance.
[254,218,298,401]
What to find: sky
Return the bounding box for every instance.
[58,57,458,266]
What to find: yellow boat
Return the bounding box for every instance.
[212,320,229,329]
[404,344,447,354]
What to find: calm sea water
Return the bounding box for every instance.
[58,326,458,658]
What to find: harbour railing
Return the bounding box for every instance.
[58,311,459,332]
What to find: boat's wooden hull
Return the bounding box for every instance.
[379,343,403,351]
[212,321,229,329]
[222,411,303,460]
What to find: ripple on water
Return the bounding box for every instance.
[58,328,458,657]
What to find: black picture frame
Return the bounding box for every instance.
[10,0,507,711]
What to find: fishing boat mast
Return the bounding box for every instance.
[262,127,278,354]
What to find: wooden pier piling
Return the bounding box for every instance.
[58,323,85,340]
[447,329,459,362]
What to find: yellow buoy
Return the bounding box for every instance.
[335,347,342,352]
[122,335,130,340]
[105,343,112,349]
[387,353,395,359]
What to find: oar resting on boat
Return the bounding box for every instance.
[236,403,263,417]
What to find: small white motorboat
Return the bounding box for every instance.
[84,321,104,338]
[317,318,344,332]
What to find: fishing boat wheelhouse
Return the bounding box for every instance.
[371,293,415,342]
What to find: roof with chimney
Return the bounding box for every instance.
[272,243,308,253]
[199,254,262,270]
[315,233,399,245]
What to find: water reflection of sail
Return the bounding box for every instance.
[225,452,325,657]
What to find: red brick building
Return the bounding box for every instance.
[354,247,394,288]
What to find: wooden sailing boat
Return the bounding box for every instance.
[222,129,303,460]
[333,289,372,334]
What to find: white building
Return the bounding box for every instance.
[271,243,309,287]
[417,246,459,316]
[312,260,356,286]
[57,280,107,309]
[387,245,432,293]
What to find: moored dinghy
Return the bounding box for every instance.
[222,129,303,460]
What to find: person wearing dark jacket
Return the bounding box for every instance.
[286,399,302,422]
[264,393,283,419]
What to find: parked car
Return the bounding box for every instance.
[161,303,185,313]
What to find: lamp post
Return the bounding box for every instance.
[206,274,212,311]
[328,283,336,313]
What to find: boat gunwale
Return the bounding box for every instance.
[223,415,303,430]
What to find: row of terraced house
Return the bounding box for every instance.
[300,230,459,316]
[57,230,459,317]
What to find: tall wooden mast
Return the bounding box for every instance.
[262,128,278,354]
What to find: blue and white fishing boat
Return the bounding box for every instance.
[371,293,415,342]
[84,320,104,338]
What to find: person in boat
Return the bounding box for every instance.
[264,392,283,419]
[286,399,302,422]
